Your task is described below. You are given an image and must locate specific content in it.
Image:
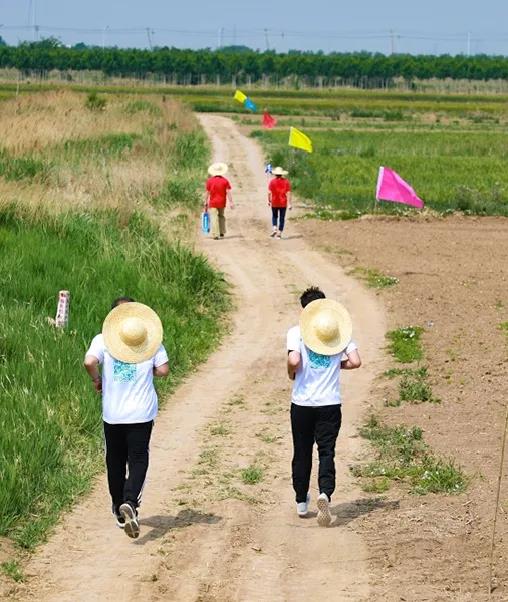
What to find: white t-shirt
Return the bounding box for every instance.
[85,334,169,424]
[287,325,357,407]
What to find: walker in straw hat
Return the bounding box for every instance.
[102,302,163,364]
[208,162,228,177]
[299,299,352,356]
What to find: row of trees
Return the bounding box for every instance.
[2,40,508,85]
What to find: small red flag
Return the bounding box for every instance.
[262,111,277,129]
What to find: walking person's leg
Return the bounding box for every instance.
[120,420,153,538]
[278,207,287,236]
[271,207,278,236]
[218,207,226,237]
[209,207,220,239]
[290,403,316,515]
[315,404,342,526]
[103,422,128,524]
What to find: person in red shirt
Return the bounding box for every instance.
[268,166,292,239]
[204,162,234,240]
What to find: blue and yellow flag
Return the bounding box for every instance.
[288,127,313,153]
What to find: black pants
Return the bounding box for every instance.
[290,403,342,503]
[103,420,153,511]
[271,207,287,231]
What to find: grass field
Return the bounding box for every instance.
[253,124,508,217]
[0,91,228,549]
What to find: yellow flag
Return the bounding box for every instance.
[234,89,247,104]
[288,127,313,153]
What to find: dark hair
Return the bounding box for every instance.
[111,296,135,310]
[300,286,325,308]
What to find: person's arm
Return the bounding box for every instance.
[341,349,361,370]
[153,362,169,377]
[227,189,234,209]
[84,355,102,393]
[268,190,272,206]
[287,191,292,210]
[203,190,210,210]
[287,350,301,380]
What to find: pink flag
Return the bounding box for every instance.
[376,166,424,209]
[262,110,277,129]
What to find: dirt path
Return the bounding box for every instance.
[10,116,386,602]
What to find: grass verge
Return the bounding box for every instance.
[353,415,467,495]
[386,326,424,363]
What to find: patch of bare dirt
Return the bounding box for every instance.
[301,214,508,600]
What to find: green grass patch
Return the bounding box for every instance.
[0,150,49,182]
[1,560,24,583]
[386,326,424,363]
[0,206,229,549]
[353,415,467,495]
[353,267,399,289]
[399,374,439,404]
[123,99,162,116]
[61,133,140,159]
[240,465,264,485]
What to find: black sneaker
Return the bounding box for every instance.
[119,502,140,539]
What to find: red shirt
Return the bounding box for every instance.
[269,177,291,208]
[206,176,231,209]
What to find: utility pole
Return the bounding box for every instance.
[217,27,223,49]
[467,31,471,57]
[264,28,270,51]
[102,25,109,49]
[146,27,153,50]
[390,29,396,55]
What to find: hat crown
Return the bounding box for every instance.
[120,317,147,347]
[314,311,339,343]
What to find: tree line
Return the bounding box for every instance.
[2,39,508,85]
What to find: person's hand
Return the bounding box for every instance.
[288,204,293,210]
[230,204,235,210]
[92,377,102,393]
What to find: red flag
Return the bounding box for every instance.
[262,111,277,129]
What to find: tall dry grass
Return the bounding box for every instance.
[0,90,203,215]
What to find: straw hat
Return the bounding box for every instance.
[102,302,163,364]
[299,299,352,356]
[208,162,228,177]
[272,166,288,176]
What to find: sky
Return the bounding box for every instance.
[1,0,508,55]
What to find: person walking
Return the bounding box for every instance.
[84,297,169,539]
[287,286,361,526]
[204,162,234,240]
[268,166,292,239]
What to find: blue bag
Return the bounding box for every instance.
[201,211,210,234]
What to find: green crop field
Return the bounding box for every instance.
[0,91,228,549]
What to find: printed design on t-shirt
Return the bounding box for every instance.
[113,359,137,383]
[308,349,331,369]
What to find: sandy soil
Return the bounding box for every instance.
[300,215,508,601]
[1,116,386,601]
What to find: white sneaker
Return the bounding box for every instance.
[119,502,140,539]
[296,493,311,517]
[317,493,332,527]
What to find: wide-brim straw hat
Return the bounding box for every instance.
[300,298,352,356]
[272,166,288,176]
[102,302,163,364]
[208,162,228,176]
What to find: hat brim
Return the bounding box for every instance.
[208,162,228,176]
[299,299,352,356]
[102,302,163,364]
[272,167,288,176]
